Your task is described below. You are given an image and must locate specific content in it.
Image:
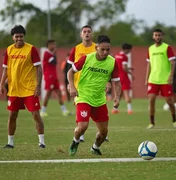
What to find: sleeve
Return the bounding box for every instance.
[122,55,128,65]
[67,47,76,64]
[31,46,41,66]
[2,50,8,68]
[167,46,175,61]
[72,55,87,72]
[146,50,150,62]
[111,60,120,81]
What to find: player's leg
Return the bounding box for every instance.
[91,104,109,155]
[25,96,45,148]
[147,83,159,129]
[123,90,133,114]
[111,91,122,114]
[161,84,176,127]
[69,103,90,155]
[40,90,52,117]
[4,97,24,148]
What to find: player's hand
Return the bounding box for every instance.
[106,82,111,93]
[168,75,173,84]
[34,85,41,97]
[69,86,78,97]
[0,84,5,95]
[113,98,120,108]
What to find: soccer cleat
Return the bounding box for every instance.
[91,147,102,155]
[111,109,120,114]
[69,140,79,156]
[127,110,133,114]
[80,139,84,143]
[4,144,14,149]
[39,144,46,148]
[63,110,72,116]
[40,112,48,117]
[173,122,176,128]
[146,124,155,129]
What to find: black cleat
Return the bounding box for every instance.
[91,147,102,155]
[4,144,14,149]
[104,138,109,142]
[39,144,46,148]
[80,139,84,143]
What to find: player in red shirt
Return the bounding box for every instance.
[40,40,71,117]
[112,43,134,114]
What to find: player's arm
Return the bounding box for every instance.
[31,46,42,96]
[0,50,8,94]
[67,55,86,97]
[167,46,176,84]
[111,60,121,108]
[145,51,151,86]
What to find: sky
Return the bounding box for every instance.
[0,0,176,30]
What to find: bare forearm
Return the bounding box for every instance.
[36,65,42,87]
[145,63,150,82]
[0,68,7,86]
[112,81,121,100]
[170,60,175,77]
[67,68,75,87]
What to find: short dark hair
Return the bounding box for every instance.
[122,43,132,50]
[81,25,92,31]
[46,39,55,47]
[11,25,26,36]
[153,28,163,33]
[97,35,110,44]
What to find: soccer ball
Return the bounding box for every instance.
[138,141,157,160]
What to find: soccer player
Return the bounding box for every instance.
[112,43,134,114]
[40,40,71,117]
[145,28,176,129]
[68,35,121,156]
[0,25,45,148]
[67,25,96,142]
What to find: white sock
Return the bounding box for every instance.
[41,106,46,113]
[80,135,84,140]
[113,107,118,110]
[38,134,45,145]
[127,103,132,111]
[73,137,80,143]
[8,135,14,146]
[93,143,99,149]
[105,136,108,140]
[61,105,67,112]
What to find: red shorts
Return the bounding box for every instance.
[121,78,131,91]
[7,96,41,112]
[147,83,173,97]
[44,78,60,90]
[76,103,109,123]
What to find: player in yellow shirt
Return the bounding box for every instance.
[67,25,109,142]
[0,25,45,148]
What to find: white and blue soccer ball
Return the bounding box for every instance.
[138,141,157,160]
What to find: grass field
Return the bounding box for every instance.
[0,98,176,180]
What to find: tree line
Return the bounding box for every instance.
[0,0,176,48]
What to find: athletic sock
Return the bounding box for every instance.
[38,134,45,145]
[127,103,132,111]
[41,106,46,113]
[61,105,67,112]
[8,135,14,146]
[93,143,100,149]
[73,137,80,143]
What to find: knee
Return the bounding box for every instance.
[75,124,88,133]
[32,111,41,120]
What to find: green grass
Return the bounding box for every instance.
[0,98,176,180]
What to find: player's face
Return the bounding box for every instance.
[96,42,111,60]
[80,27,92,41]
[12,33,24,48]
[48,42,56,52]
[153,32,163,44]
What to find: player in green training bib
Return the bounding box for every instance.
[145,28,176,129]
[67,35,121,156]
